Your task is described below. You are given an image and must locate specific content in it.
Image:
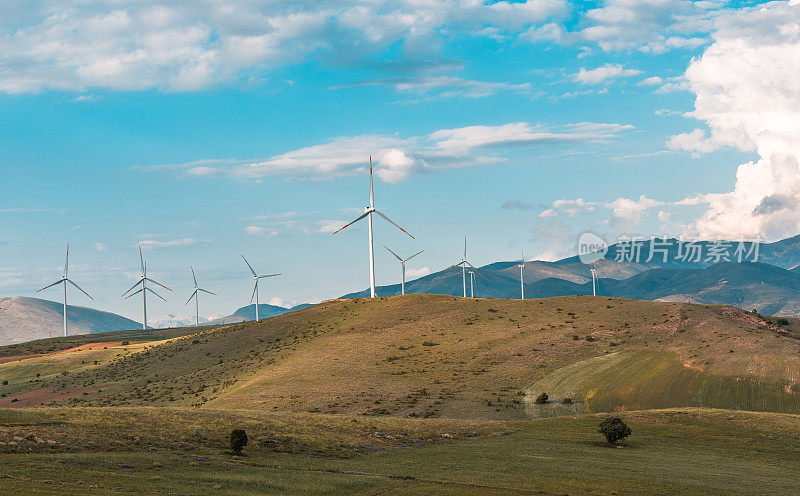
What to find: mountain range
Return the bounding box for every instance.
[0,296,141,346]
[343,235,800,316]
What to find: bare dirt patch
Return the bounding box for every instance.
[0,386,108,408]
[0,342,125,365]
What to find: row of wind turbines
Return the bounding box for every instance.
[36,246,280,337]
[36,157,600,338]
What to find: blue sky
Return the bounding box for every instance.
[2,0,798,324]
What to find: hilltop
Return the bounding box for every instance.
[3,294,799,420]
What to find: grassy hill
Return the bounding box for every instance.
[2,294,799,420]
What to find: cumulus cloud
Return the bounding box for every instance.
[572,64,641,85]
[0,1,567,93]
[605,195,662,232]
[675,2,800,239]
[152,120,633,183]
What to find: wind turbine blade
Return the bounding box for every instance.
[139,246,144,273]
[124,287,144,299]
[464,236,467,260]
[465,261,480,274]
[145,287,167,302]
[64,243,69,277]
[383,244,402,261]
[66,279,93,300]
[191,267,198,287]
[186,290,197,305]
[331,211,369,235]
[36,279,64,293]
[257,273,281,279]
[250,280,258,304]
[198,288,216,296]
[369,155,374,208]
[145,277,171,291]
[404,250,424,262]
[241,254,257,276]
[122,279,143,297]
[374,210,414,239]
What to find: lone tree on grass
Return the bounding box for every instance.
[535,392,548,404]
[598,417,631,445]
[229,429,248,454]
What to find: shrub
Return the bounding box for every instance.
[535,393,549,404]
[120,340,130,346]
[777,318,790,326]
[229,429,248,454]
[562,397,572,404]
[1,380,7,385]
[598,417,631,445]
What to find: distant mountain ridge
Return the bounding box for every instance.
[0,296,140,346]
[207,303,312,325]
[341,235,800,316]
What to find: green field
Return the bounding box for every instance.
[1,407,798,495]
[2,295,800,494]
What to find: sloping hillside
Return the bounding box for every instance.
[2,295,799,420]
[0,296,140,346]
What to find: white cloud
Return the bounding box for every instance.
[333,75,533,100]
[0,1,567,93]
[501,200,534,211]
[138,238,205,249]
[268,297,286,307]
[638,76,663,86]
[605,195,662,232]
[551,198,596,217]
[244,225,278,237]
[666,128,718,156]
[317,220,346,233]
[93,243,108,251]
[406,266,432,279]
[572,64,641,85]
[676,2,800,239]
[152,120,633,182]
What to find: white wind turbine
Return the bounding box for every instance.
[468,269,476,298]
[241,254,281,321]
[333,156,414,298]
[518,251,526,300]
[590,267,598,296]
[36,244,93,338]
[186,267,216,327]
[123,247,171,330]
[383,245,423,296]
[451,237,479,298]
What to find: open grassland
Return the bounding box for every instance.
[0,407,798,495]
[1,295,799,419]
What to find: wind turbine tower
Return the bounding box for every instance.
[590,267,598,296]
[333,157,414,298]
[123,247,171,329]
[186,267,216,327]
[36,244,93,337]
[451,237,479,297]
[468,270,476,298]
[241,254,281,321]
[383,245,423,295]
[518,251,526,300]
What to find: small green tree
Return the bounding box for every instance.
[598,417,631,445]
[535,393,548,404]
[229,429,248,454]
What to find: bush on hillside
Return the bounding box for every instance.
[598,417,631,445]
[229,429,248,454]
[561,397,572,404]
[535,393,548,404]
[121,341,130,346]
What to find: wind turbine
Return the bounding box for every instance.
[383,245,423,295]
[36,244,93,337]
[590,267,598,296]
[518,251,526,300]
[332,156,414,298]
[123,247,171,330]
[186,267,216,327]
[241,254,281,321]
[451,237,479,298]
[468,270,476,298]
